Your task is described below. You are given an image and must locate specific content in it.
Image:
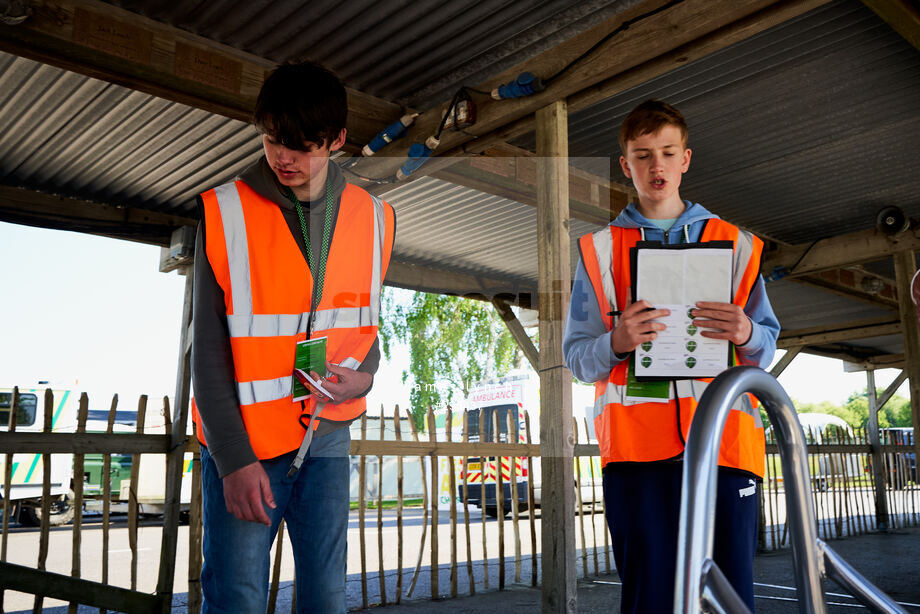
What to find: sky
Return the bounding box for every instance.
[0,221,909,413]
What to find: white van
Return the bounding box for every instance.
[455,373,600,517]
[0,387,77,525]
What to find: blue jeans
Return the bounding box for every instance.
[200,426,351,614]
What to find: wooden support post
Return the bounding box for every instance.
[770,347,802,378]
[157,264,194,611]
[866,370,889,531]
[492,297,539,371]
[536,99,577,614]
[893,251,920,484]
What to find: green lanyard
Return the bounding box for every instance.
[284,179,334,338]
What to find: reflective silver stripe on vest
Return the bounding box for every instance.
[237,376,292,406]
[589,228,618,317]
[731,229,755,297]
[236,357,365,405]
[369,193,387,326]
[226,307,376,338]
[214,183,253,317]
[591,379,761,428]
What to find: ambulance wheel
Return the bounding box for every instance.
[19,490,75,527]
[484,505,507,519]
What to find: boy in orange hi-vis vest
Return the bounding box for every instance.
[563,100,779,613]
[192,62,395,614]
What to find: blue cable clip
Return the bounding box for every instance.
[396,137,439,181]
[764,266,788,283]
[362,113,418,157]
[491,72,545,100]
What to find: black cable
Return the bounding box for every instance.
[544,0,686,85]
[338,162,396,185]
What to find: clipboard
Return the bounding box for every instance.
[629,240,735,381]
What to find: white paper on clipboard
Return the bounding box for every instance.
[634,245,733,379]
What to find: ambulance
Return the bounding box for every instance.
[0,386,78,525]
[1,386,194,525]
[456,373,600,517]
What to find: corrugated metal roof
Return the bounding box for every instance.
[101,0,640,109]
[0,51,261,217]
[517,0,920,247]
[379,175,601,284]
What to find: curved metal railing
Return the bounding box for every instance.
[674,366,907,614]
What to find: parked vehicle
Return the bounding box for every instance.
[871,427,916,490]
[1,387,193,526]
[455,373,598,517]
[1,387,77,526]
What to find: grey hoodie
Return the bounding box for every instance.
[191,157,381,478]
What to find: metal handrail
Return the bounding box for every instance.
[674,366,907,614]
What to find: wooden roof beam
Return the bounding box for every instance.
[384,260,535,309]
[0,0,403,153]
[862,0,920,51]
[429,144,635,225]
[762,227,920,277]
[350,0,832,182]
[776,316,902,349]
[0,184,195,246]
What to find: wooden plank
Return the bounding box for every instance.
[68,393,88,614]
[478,409,488,590]
[157,262,194,609]
[0,431,169,453]
[350,439,539,457]
[866,372,889,530]
[862,0,920,51]
[573,419,588,578]
[358,413,368,609]
[523,411,538,587]
[584,417,601,575]
[536,99,577,614]
[0,0,399,150]
[0,184,196,248]
[102,394,118,588]
[431,147,635,225]
[128,396,147,592]
[508,410,522,584]
[385,260,535,309]
[460,411,474,596]
[762,227,920,277]
[1,387,18,561]
[492,297,539,372]
[394,407,404,604]
[770,347,802,377]
[793,271,898,311]
[1,387,19,613]
[406,410,428,598]
[893,251,920,490]
[776,321,902,349]
[427,409,439,600]
[0,561,163,612]
[33,389,54,614]
[377,408,387,605]
[494,411,505,590]
[355,0,826,183]
[446,408,458,598]
[187,419,203,614]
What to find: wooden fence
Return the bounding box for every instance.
[1,389,918,612]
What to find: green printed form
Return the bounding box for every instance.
[292,336,327,402]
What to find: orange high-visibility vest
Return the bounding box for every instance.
[578,218,766,477]
[193,179,395,460]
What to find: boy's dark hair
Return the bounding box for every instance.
[618,99,688,154]
[253,62,347,151]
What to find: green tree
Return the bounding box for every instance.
[379,288,524,430]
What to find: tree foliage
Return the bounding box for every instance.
[790,388,913,429]
[379,288,524,430]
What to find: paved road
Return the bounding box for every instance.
[4,488,919,612]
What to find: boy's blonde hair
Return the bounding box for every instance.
[618,99,688,154]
